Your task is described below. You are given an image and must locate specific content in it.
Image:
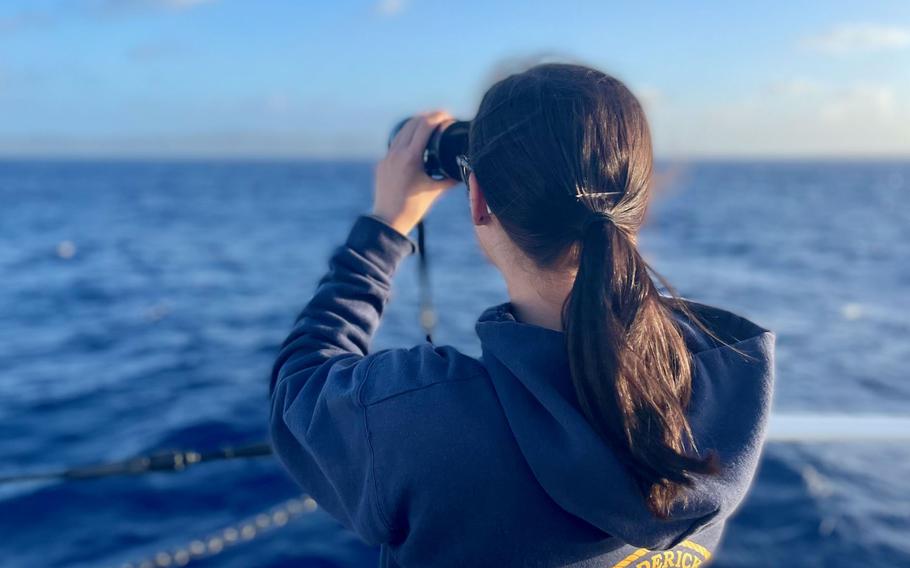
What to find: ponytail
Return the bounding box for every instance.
[563,214,718,519]
[468,61,720,517]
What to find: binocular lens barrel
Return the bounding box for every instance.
[388,118,471,181]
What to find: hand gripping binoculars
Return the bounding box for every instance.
[388,118,471,181]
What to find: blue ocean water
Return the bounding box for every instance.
[0,159,908,567]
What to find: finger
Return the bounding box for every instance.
[406,117,439,156]
[407,111,453,154]
[389,117,416,151]
[389,118,416,151]
[425,110,454,129]
[391,113,428,151]
[434,116,457,137]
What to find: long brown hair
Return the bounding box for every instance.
[469,62,718,518]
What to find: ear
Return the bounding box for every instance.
[468,174,493,226]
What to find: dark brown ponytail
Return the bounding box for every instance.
[470,62,718,518]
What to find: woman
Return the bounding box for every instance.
[269,63,774,567]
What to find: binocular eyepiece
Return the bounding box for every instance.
[388,118,471,181]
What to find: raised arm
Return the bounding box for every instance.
[268,112,457,543]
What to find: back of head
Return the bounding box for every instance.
[469,62,718,518]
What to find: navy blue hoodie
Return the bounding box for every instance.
[269,215,775,567]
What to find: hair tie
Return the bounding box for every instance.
[582,210,615,233]
[575,189,622,201]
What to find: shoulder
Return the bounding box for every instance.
[670,298,774,357]
[357,343,489,407]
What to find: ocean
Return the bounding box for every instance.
[1,159,908,567]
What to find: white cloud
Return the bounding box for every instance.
[802,24,910,54]
[764,79,897,122]
[376,0,406,16]
[768,79,822,97]
[820,84,897,122]
[648,78,910,157]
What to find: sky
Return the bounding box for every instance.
[0,0,908,159]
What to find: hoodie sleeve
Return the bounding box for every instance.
[268,213,416,544]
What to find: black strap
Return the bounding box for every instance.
[416,221,436,343]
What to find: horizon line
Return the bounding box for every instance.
[1,153,909,163]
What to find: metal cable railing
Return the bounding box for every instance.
[117,495,319,568]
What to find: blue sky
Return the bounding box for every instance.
[1,0,908,158]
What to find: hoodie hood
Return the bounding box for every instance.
[475,300,775,550]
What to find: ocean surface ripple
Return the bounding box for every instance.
[1,160,908,567]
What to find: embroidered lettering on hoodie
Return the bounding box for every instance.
[612,540,712,568]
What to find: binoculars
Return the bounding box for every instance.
[388,118,471,181]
